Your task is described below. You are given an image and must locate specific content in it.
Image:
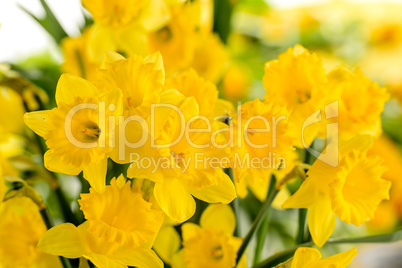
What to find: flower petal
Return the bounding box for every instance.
[200,204,236,235]
[188,172,236,204]
[112,248,163,268]
[55,74,98,105]
[181,222,202,242]
[83,158,108,193]
[38,223,89,259]
[282,177,317,209]
[314,248,357,268]
[307,194,336,248]
[154,178,196,222]
[44,150,82,175]
[153,226,181,265]
[23,110,51,137]
[291,247,322,268]
[141,0,170,31]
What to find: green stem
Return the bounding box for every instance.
[253,214,269,265]
[253,228,402,268]
[235,176,279,266]
[55,186,80,225]
[225,168,241,236]
[296,208,308,244]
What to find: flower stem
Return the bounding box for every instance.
[296,208,308,244]
[235,175,279,266]
[253,228,402,268]
[225,167,241,236]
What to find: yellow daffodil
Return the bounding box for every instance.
[222,63,252,101]
[78,176,164,247]
[96,51,164,114]
[83,0,169,60]
[24,74,123,193]
[148,2,197,74]
[165,69,234,118]
[278,247,357,268]
[191,33,228,83]
[325,66,389,140]
[167,204,246,268]
[283,135,391,247]
[0,197,62,268]
[0,86,26,134]
[230,99,296,188]
[127,97,236,222]
[61,28,99,82]
[39,176,164,268]
[263,45,328,147]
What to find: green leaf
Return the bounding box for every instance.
[19,0,68,44]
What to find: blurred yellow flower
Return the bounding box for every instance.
[79,176,164,247]
[61,28,99,82]
[263,45,328,147]
[170,204,247,268]
[326,66,389,140]
[24,74,123,193]
[222,63,252,101]
[281,247,357,268]
[82,0,169,59]
[283,135,391,247]
[0,86,26,134]
[0,197,62,268]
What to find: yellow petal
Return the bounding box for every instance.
[23,110,51,137]
[282,177,317,209]
[152,226,181,265]
[84,253,125,268]
[314,248,357,268]
[307,194,336,248]
[44,150,82,175]
[291,247,322,268]
[38,223,89,259]
[154,178,196,222]
[115,26,148,56]
[188,172,236,204]
[181,222,202,242]
[339,134,373,157]
[141,0,170,31]
[83,158,108,193]
[144,51,165,84]
[87,25,117,61]
[112,248,163,268]
[55,74,98,105]
[200,204,236,235]
[100,51,125,69]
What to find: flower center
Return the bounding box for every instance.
[77,121,101,143]
[210,245,224,261]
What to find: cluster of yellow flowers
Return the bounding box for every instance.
[0,0,398,268]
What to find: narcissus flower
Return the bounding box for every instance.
[148,2,197,73]
[0,86,26,134]
[325,66,389,140]
[169,204,246,268]
[283,135,391,247]
[0,197,62,268]
[39,176,164,268]
[165,69,233,118]
[82,0,169,59]
[38,221,163,268]
[79,176,164,247]
[281,247,357,268]
[263,45,328,147]
[61,28,99,82]
[24,74,123,193]
[96,51,164,114]
[230,99,296,186]
[127,97,236,222]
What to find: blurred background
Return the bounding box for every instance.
[2,0,402,267]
